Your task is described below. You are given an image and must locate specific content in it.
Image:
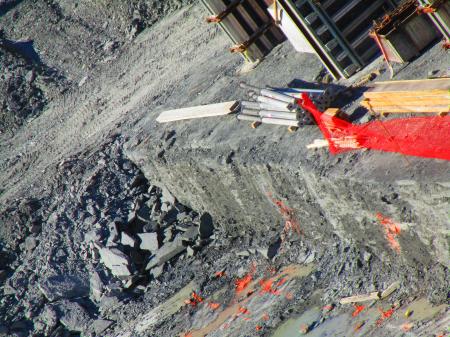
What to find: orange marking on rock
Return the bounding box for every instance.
[376,307,396,325]
[300,324,309,334]
[215,271,225,278]
[238,306,250,315]
[267,193,303,240]
[352,304,365,317]
[256,325,263,331]
[323,305,334,312]
[376,213,401,253]
[401,323,413,332]
[208,302,221,310]
[184,332,193,337]
[235,274,252,293]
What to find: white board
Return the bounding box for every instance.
[268,3,315,54]
[156,101,238,123]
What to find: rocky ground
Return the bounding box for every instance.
[0,1,449,337]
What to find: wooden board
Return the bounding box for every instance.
[156,101,238,123]
[340,292,380,304]
[365,105,449,113]
[364,91,450,99]
[367,78,450,92]
[361,99,450,107]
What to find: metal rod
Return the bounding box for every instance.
[241,101,261,110]
[241,108,261,116]
[261,117,300,127]
[259,102,293,112]
[256,95,294,110]
[259,110,298,120]
[260,88,297,104]
[237,114,262,122]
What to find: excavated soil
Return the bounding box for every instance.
[0,2,449,337]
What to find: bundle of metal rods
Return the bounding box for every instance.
[237,82,331,128]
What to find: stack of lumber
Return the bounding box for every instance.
[361,78,450,116]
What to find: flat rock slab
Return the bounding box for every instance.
[93,319,114,334]
[38,275,89,302]
[54,300,92,333]
[138,232,159,252]
[99,247,131,277]
[146,238,185,269]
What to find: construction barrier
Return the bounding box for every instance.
[300,94,450,161]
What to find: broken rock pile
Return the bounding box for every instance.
[88,185,215,289]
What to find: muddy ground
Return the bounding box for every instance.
[0,1,449,337]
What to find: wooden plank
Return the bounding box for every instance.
[340,292,380,304]
[364,91,450,100]
[361,99,450,107]
[380,281,400,299]
[156,101,238,123]
[367,78,450,92]
[364,105,449,113]
[306,139,329,149]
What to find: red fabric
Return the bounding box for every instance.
[300,94,450,161]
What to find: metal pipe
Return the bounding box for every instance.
[241,108,260,116]
[259,110,298,120]
[261,117,300,127]
[237,114,262,122]
[260,88,297,104]
[241,101,260,110]
[256,95,294,110]
[259,102,292,112]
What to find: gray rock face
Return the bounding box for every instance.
[38,275,89,302]
[181,227,198,243]
[138,233,159,252]
[99,247,132,277]
[198,213,214,239]
[54,300,92,333]
[90,271,105,302]
[161,186,176,205]
[146,238,186,270]
[93,319,114,334]
[121,232,137,247]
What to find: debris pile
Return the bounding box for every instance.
[87,184,215,288]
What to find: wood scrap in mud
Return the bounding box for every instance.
[340,281,400,304]
[156,101,239,123]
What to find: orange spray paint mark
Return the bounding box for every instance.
[376,307,396,325]
[401,323,413,332]
[256,325,263,331]
[208,302,221,310]
[267,193,303,240]
[235,274,252,293]
[238,306,250,315]
[323,304,334,312]
[285,292,293,300]
[352,304,365,317]
[185,292,203,307]
[184,333,193,337]
[235,262,256,293]
[376,213,401,252]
